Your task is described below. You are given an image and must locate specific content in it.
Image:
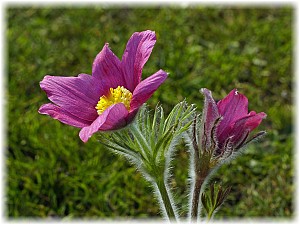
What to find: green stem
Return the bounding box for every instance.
[207,210,214,222]
[189,116,203,222]
[189,116,211,222]
[190,175,205,222]
[155,178,178,222]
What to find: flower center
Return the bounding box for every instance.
[95,86,132,115]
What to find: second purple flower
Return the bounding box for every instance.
[200,88,267,155]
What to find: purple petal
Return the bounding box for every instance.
[201,88,220,139]
[244,112,267,131]
[217,89,248,138]
[121,30,156,92]
[92,44,125,90]
[79,103,129,142]
[39,103,91,128]
[219,111,267,146]
[126,108,140,124]
[40,74,101,122]
[130,69,167,112]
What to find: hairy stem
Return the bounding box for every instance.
[154,178,178,222]
[189,116,209,222]
[189,116,202,221]
[190,175,205,221]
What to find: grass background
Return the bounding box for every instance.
[7,5,293,220]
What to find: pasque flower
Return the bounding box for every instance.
[200,88,267,155]
[39,30,167,142]
[188,88,266,220]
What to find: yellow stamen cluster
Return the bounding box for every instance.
[95,86,133,115]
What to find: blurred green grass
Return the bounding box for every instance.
[7,6,293,219]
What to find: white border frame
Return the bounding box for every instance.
[1,1,298,224]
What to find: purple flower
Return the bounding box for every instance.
[201,88,267,154]
[39,30,167,142]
